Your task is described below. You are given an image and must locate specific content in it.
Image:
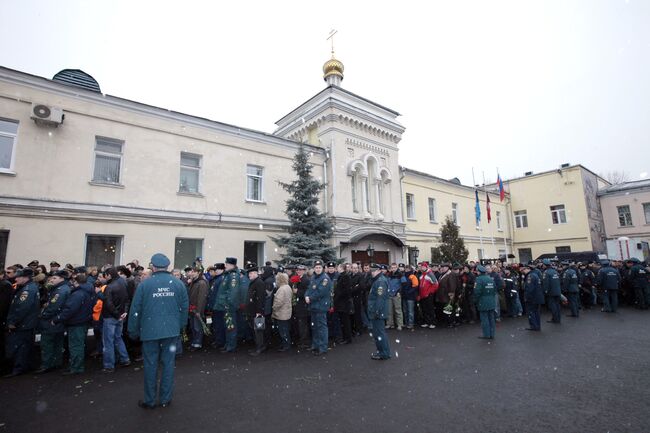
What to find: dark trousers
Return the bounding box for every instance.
[189,315,204,348]
[92,320,103,354]
[5,330,34,374]
[352,296,365,333]
[337,311,352,343]
[40,332,64,370]
[66,325,87,373]
[602,290,618,312]
[296,316,311,347]
[526,302,541,330]
[142,337,176,406]
[479,310,496,338]
[420,296,435,326]
[224,310,237,352]
[634,287,647,309]
[567,293,579,317]
[211,310,226,347]
[370,318,390,359]
[310,311,328,353]
[276,319,291,349]
[250,317,266,353]
[547,296,561,323]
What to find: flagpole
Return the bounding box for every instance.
[473,168,484,262]
[497,167,508,263]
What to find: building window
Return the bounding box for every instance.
[179,152,201,194]
[428,198,437,222]
[498,249,506,259]
[246,165,263,201]
[85,235,122,267]
[406,193,415,219]
[92,136,123,184]
[556,246,571,253]
[477,248,485,260]
[378,182,384,214]
[496,211,502,230]
[644,203,650,224]
[518,248,532,264]
[0,118,19,172]
[452,202,459,225]
[550,204,567,224]
[617,205,633,227]
[174,238,203,270]
[244,241,265,266]
[514,210,528,228]
[351,176,358,213]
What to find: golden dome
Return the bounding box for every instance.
[323,55,344,81]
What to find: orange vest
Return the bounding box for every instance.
[92,285,106,322]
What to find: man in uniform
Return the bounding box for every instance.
[627,258,648,309]
[522,264,544,331]
[246,263,267,356]
[128,253,188,409]
[597,260,621,313]
[579,263,596,309]
[542,259,562,324]
[473,265,496,339]
[562,262,580,317]
[214,257,240,353]
[305,260,331,356]
[207,263,226,348]
[35,270,71,374]
[3,268,40,377]
[367,263,391,360]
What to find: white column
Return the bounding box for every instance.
[361,175,372,219]
[374,179,384,221]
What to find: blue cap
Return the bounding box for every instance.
[542,259,552,266]
[600,259,610,266]
[151,253,171,268]
[477,265,487,273]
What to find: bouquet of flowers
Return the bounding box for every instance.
[189,304,212,336]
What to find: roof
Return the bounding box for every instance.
[493,164,609,186]
[0,65,323,153]
[401,166,503,197]
[598,178,650,195]
[275,84,400,125]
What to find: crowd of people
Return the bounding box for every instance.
[1,254,648,380]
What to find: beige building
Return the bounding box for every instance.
[0,55,409,268]
[497,165,609,263]
[598,179,650,261]
[401,168,512,264]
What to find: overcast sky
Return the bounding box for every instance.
[1,0,648,185]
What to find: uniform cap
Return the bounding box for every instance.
[50,261,61,267]
[53,270,69,278]
[327,262,336,268]
[369,263,381,270]
[542,259,552,266]
[313,260,323,267]
[477,265,487,273]
[246,262,258,273]
[296,264,307,270]
[15,268,34,278]
[225,257,237,265]
[214,263,225,270]
[151,253,171,268]
[73,266,87,274]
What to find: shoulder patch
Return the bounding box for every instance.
[322,279,328,286]
[19,291,28,302]
[51,294,59,304]
[377,286,384,296]
[231,279,237,287]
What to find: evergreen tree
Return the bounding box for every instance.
[272,146,337,266]
[430,215,469,263]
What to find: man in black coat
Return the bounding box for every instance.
[293,265,311,349]
[333,264,353,344]
[246,264,267,356]
[350,263,363,335]
[100,268,130,372]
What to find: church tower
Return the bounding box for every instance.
[274,43,406,264]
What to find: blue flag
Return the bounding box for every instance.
[475,190,481,225]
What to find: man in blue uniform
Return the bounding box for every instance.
[473,265,496,339]
[214,258,240,353]
[542,260,562,324]
[35,270,71,374]
[367,263,391,360]
[128,253,188,409]
[562,262,580,317]
[627,258,648,309]
[4,268,40,377]
[522,264,544,331]
[305,260,331,356]
[597,260,621,313]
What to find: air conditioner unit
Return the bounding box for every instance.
[30,103,64,127]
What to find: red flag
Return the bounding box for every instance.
[486,192,491,223]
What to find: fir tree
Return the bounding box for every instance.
[272,146,337,266]
[430,215,469,263]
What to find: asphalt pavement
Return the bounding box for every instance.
[1,307,649,433]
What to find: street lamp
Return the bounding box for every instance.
[366,243,375,259]
[413,246,419,260]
